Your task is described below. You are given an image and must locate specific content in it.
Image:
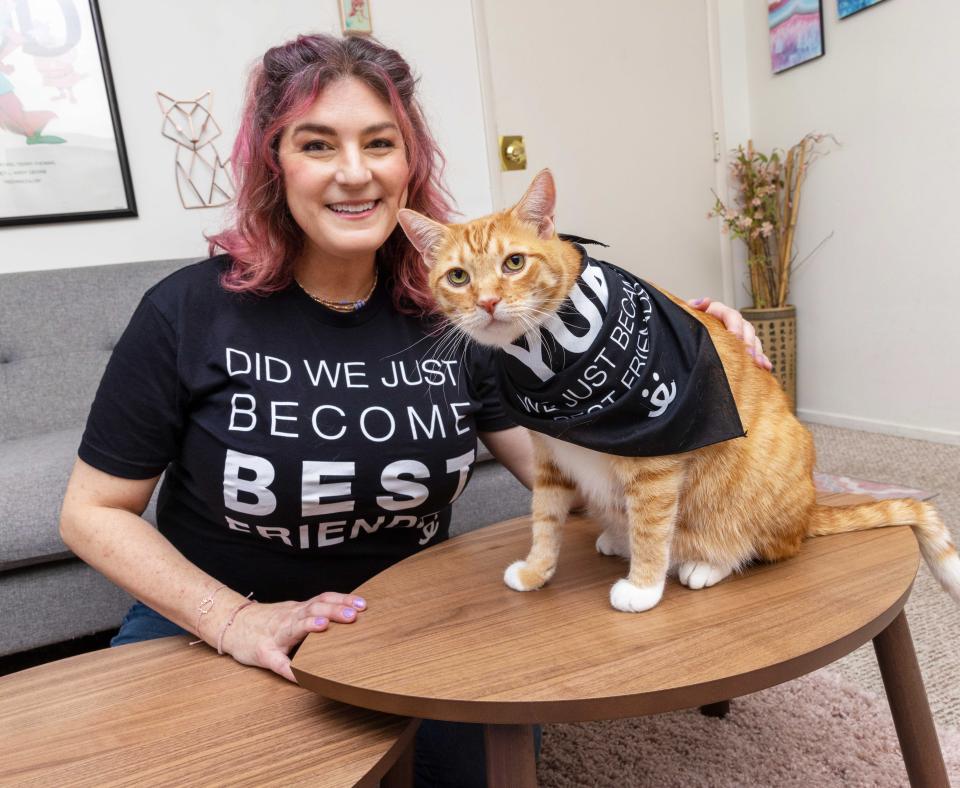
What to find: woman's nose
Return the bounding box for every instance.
[335,148,372,186]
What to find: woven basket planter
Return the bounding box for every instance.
[742,305,797,414]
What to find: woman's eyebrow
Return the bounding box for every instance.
[290,121,399,137]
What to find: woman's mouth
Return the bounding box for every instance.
[326,199,380,219]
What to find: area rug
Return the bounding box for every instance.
[538,668,960,787]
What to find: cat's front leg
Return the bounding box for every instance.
[504,442,577,592]
[608,457,684,612]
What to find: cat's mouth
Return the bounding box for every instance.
[326,199,381,218]
[463,311,528,348]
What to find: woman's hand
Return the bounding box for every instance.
[222,591,367,682]
[688,297,772,371]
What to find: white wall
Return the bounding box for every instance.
[723,0,960,442]
[1,0,492,272]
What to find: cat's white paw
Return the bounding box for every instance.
[504,560,548,591]
[677,561,732,590]
[609,578,664,612]
[596,529,629,558]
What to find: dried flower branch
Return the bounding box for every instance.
[708,133,839,308]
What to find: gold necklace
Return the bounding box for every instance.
[295,268,378,313]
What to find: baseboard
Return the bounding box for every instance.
[798,408,960,446]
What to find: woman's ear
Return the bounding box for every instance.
[396,209,451,268]
[511,168,556,239]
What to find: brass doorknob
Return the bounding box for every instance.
[499,135,526,171]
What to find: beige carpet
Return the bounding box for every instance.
[538,668,960,787]
[808,423,960,730]
[538,423,960,786]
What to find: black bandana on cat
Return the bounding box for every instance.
[494,244,745,456]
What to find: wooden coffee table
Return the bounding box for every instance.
[292,493,949,787]
[0,636,417,787]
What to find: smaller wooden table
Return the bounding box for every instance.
[0,636,417,787]
[292,494,949,787]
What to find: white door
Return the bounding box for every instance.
[475,0,726,300]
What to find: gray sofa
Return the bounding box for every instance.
[0,258,530,657]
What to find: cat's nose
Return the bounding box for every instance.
[478,296,501,315]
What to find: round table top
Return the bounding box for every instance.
[1,636,415,787]
[292,498,919,724]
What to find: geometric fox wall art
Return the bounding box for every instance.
[156,91,234,209]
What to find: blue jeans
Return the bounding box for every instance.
[112,602,540,787]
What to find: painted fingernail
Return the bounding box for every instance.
[353,597,366,609]
[342,608,355,619]
[314,617,328,627]
[692,297,705,305]
[748,347,756,357]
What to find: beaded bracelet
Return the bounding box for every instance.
[217,593,257,656]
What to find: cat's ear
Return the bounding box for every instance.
[512,168,556,240]
[397,209,450,268]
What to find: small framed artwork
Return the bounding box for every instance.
[838,0,889,19]
[0,0,137,227]
[339,0,373,36]
[768,0,825,75]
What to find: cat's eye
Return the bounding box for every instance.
[503,254,526,273]
[447,268,470,286]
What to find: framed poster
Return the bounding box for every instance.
[339,0,372,36]
[0,0,136,227]
[838,0,889,19]
[768,0,825,75]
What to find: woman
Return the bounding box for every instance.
[60,33,769,786]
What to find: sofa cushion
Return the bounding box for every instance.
[0,427,160,571]
[0,258,192,442]
[0,559,133,655]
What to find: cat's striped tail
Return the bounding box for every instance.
[808,499,960,604]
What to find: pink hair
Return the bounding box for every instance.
[208,34,454,316]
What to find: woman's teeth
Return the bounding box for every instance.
[328,200,378,214]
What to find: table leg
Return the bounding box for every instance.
[872,610,949,788]
[380,736,414,788]
[699,700,730,719]
[483,723,537,788]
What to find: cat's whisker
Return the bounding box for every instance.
[420,322,474,412]
[435,321,476,411]
[384,319,452,360]
[426,327,464,369]
[415,331,453,370]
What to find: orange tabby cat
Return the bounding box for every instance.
[397,169,960,613]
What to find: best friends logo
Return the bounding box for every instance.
[215,348,476,551]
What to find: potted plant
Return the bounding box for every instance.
[708,133,836,411]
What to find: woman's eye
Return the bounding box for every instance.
[303,140,332,152]
[447,268,470,286]
[503,254,525,272]
[368,138,395,149]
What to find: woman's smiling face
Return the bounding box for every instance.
[278,77,410,265]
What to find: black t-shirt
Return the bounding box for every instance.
[79,256,513,601]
